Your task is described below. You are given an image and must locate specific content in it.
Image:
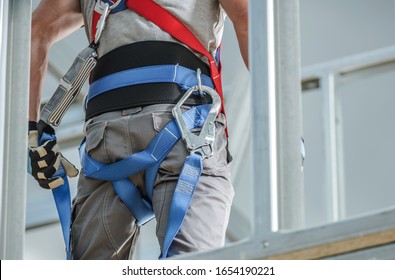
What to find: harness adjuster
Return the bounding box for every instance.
[172,84,221,159]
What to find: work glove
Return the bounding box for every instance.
[28,120,79,189]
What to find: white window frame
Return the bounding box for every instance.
[0,0,31,259]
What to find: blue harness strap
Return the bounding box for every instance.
[41,78,213,259]
[88,64,214,102]
[161,152,202,258]
[51,182,72,259]
[38,132,72,260]
[81,105,210,257]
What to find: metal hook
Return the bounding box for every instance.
[94,3,110,45]
[172,85,221,159]
[94,0,123,45]
[196,68,204,97]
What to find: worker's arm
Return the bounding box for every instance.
[30,0,83,122]
[219,0,249,68]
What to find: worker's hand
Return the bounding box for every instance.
[28,121,79,189]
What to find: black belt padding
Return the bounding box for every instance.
[86,41,212,120]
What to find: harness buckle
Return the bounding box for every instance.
[172,85,221,159]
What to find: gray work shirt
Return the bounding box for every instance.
[80,0,226,62]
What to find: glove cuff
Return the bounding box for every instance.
[37,120,55,135]
[28,121,39,148]
[29,121,38,132]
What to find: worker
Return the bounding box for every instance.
[28,0,249,260]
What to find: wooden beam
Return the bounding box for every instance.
[264,229,395,260]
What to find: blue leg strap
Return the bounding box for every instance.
[43,105,210,259]
[160,153,203,258]
[113,178,154,226]
[81,105,210,226]
[82,120,181,181]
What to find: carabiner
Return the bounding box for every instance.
[172,85,221,159]
[94,0,122,46]
[94,3,110,45]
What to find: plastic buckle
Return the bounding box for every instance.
[172,85,221,159]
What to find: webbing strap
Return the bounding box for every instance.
[39,132,71,260]
[161,153,202,258]
[82,121,180,181]
[113,179,155,226]
[51,182,72,259]
[88,64,214,102]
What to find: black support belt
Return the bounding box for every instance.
[86,41,212,120]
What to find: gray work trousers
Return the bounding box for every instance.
[70,104,234,259]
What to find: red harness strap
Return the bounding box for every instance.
[91,0,227,129]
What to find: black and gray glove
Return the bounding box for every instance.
[28,121,78,189]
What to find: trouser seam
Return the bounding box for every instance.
[102,186,121,260]
[155,180,168,250]
[102,125,112,164]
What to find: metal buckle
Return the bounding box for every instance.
[172,85,221,159]
[94,3,109,45]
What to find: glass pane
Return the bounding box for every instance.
[336,64,395,217]
[302,88,332,227]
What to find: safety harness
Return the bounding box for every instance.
[39,0,226,259]
[91,0,226,116]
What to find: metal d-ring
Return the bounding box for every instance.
[97,0,122,10]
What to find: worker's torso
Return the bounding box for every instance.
[80,0,226,60]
